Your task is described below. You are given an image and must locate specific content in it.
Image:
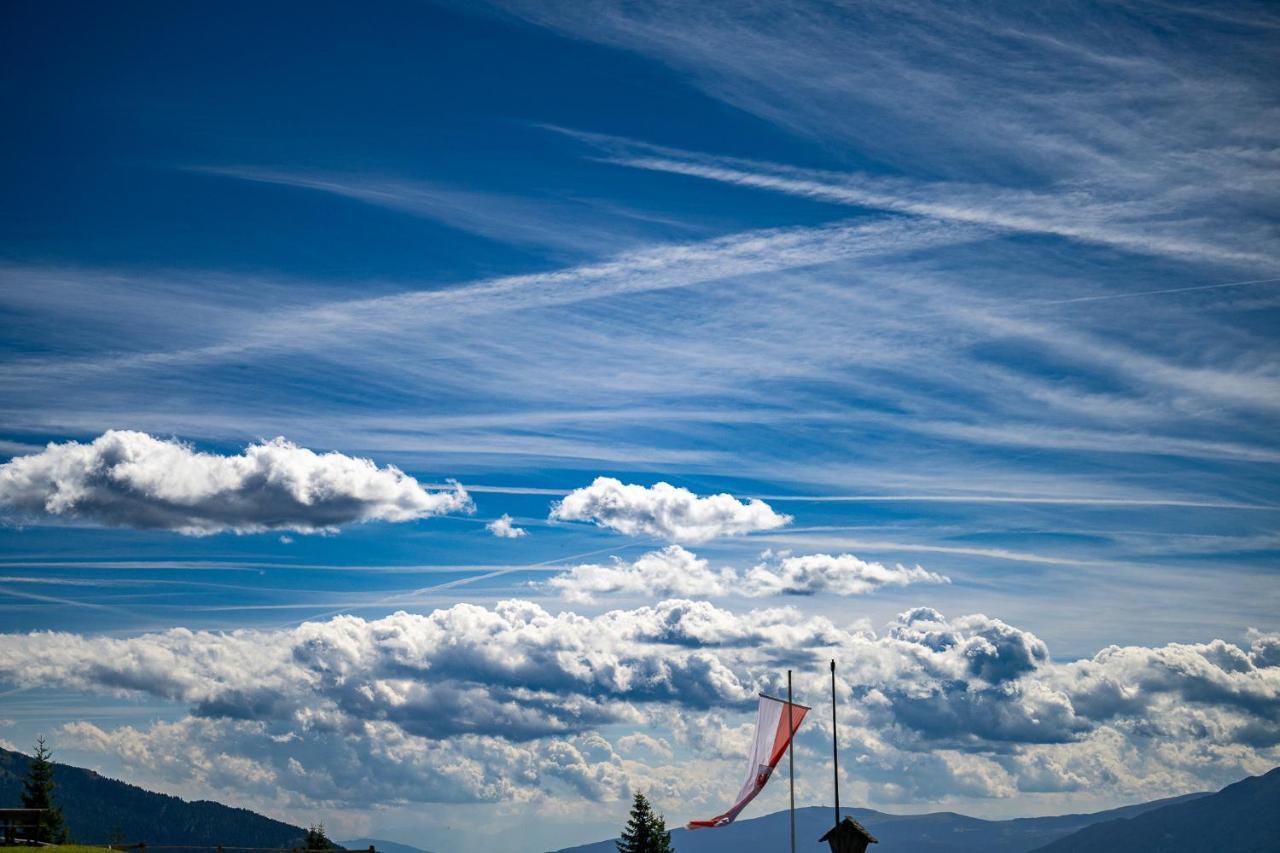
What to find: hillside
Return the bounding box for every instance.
[1032,767,1280,853]
[0,746,306,845]
[557,795,1207,853]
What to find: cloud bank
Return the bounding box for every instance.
[547,546,948,601]
[550,477,791,542]
[0,430,471,535]
[3,602,1276,809]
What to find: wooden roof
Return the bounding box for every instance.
[820,816,879,844]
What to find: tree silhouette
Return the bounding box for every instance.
[304,822,332,850]
[21,736,68,843]
[616,792,673,853]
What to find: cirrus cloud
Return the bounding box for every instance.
[0,430,472,535]
[549,477,791,542]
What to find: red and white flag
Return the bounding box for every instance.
[687,693,808,829]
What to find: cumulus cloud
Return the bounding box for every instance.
[0,600,800,741]
[0,430,472,535]
[549,477,791,542]
[61,717,630,806]
[486,513,528,538]
[3,604,1277,809]
[546,547,948,601]
[743,551,950,596]
[546,545,735,602]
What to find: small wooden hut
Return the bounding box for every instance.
[819,815,879,853]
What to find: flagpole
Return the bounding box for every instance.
[788,669,796,853]
[830,658,840,828]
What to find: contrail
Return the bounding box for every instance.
[437,484,1275,511]
[1042,276,1280,305]
[276,541,654,628]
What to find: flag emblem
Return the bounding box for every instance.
[687,693,808,829]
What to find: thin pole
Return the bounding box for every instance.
[831,658,840,827]
[788,669,796,853]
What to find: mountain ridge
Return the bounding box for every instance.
[556,791,1215,853]
[2,744,1272,853]
[1030,766,1280,853]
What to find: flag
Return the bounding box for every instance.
[687,693,808,829]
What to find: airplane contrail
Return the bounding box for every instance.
[1042,276,1280,305]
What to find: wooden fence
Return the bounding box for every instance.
[0,810,44,846]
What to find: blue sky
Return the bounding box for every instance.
[1,1,1278,851]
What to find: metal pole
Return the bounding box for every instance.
[788,669,796,853]
[831,658,840,827]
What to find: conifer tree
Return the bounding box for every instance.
[304,823,332,850]
[20,736,68,843]
[616,792,673,853]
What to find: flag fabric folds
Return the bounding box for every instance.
[687,693,808,829]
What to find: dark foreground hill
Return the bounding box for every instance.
[0,745,305,845]
[1032,766,1280,853]
[558,794,1208,853]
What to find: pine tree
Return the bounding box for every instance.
[616,792,674,853]
[20,736,68,843]
[304,823,332,850]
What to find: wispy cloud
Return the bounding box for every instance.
[505,1,1280,210]
[0,215,978,386]
[553,129,1278,270]
[191,165,671,255]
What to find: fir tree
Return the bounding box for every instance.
[304,823,332,850]
[616,792,673,853]
[20,736,68,843]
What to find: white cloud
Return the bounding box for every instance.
[61,716,631,806]
[486,513,528,538]
[743,551,950,596]
[589,141,1275,270]
[545,547,947,601]
[550,477,791,542]
[5,588,1276,783]
[0,430,472,535]
[4,602,1277,810]
[547,545,735,602]
[615,731,673,759]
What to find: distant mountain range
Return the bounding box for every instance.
[1032,767,1280,853]
[342,838,435,853]
[555,798,1201,853]
[2,743,1274,853]
[559,767,1280,853]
